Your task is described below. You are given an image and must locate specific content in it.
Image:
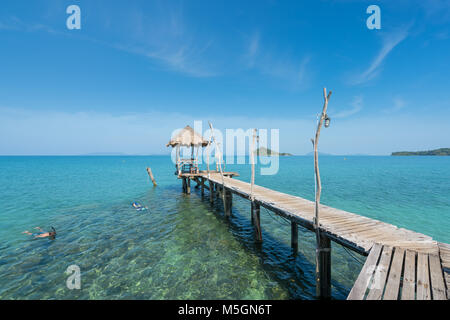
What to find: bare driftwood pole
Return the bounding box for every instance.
[146,167,157,186]
[249,128,262,241]
[206,136,211,178]
[250,128,257,201]
[312,87,332,299]
[208,121,229,215]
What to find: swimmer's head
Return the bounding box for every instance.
[49,227,56,240]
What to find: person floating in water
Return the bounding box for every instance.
[132,202,147,211]
[23,226,56,239]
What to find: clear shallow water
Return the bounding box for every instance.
[0,156,448,299]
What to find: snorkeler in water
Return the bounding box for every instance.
[132,202,148,211]
[23,226,56,239]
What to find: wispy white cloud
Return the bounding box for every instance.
[244,32,260,68]
[243,32,313,89]
[0,16,58,34]
[112,3,218,78]
[351,28,409,85]
[332,95,363,119]
[0,4,218,78]
[383,96,406,113]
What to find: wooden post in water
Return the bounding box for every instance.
[201,178,205,196]
[146,167,157,186]
[250,128,257,226]
[251,204,254,225]
[186,178,191,195]
[318,233,331,298]
[312,87,332,299]
[209,180,214,204]
[224,189,232,217]
[291,222,298,253]
[182,178,186,193]
[252,202,262,242]
[208,121,226,210]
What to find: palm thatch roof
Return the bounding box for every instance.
[166,125,209,147]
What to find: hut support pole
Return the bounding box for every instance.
[186,178,191,195]
[251,202,262,242]
[182,178,186,193]
[291,222,298,253]
[201,178,205,196]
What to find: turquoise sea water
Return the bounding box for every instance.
[0,156,448,299]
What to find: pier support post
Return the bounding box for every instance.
[317,233,331,299]
[251,202,262,242]
[291,222,298,253]
[209,180,214,204]
[224,189,232,217]
[186,178,191,195]
[251,203,254,225]
[201,178,205,196]
[182,178,187,193]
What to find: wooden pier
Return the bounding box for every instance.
[178,172,449,300]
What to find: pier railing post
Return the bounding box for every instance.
[291,222,298,254]
[252,202,262,242]
[317,233,331,299]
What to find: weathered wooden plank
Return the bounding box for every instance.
[347,243,383,300]
[417,253,431,300]
[445,273,450,299]
[383,247,405,300]
[366,246,393,300]
[401,250,416,300]
[429,254,447,300]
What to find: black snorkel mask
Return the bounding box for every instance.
[50,226,56,239]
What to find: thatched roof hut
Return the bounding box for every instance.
[166,125,209,148]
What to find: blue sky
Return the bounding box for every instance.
[0,0,449,155]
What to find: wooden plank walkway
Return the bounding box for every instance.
[202,173,439,255]
[347,244,448,300]
[438,242,450,299]
[194,172,448,300]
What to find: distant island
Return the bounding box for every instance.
[256,147,292,156]
[392,148,450,156]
